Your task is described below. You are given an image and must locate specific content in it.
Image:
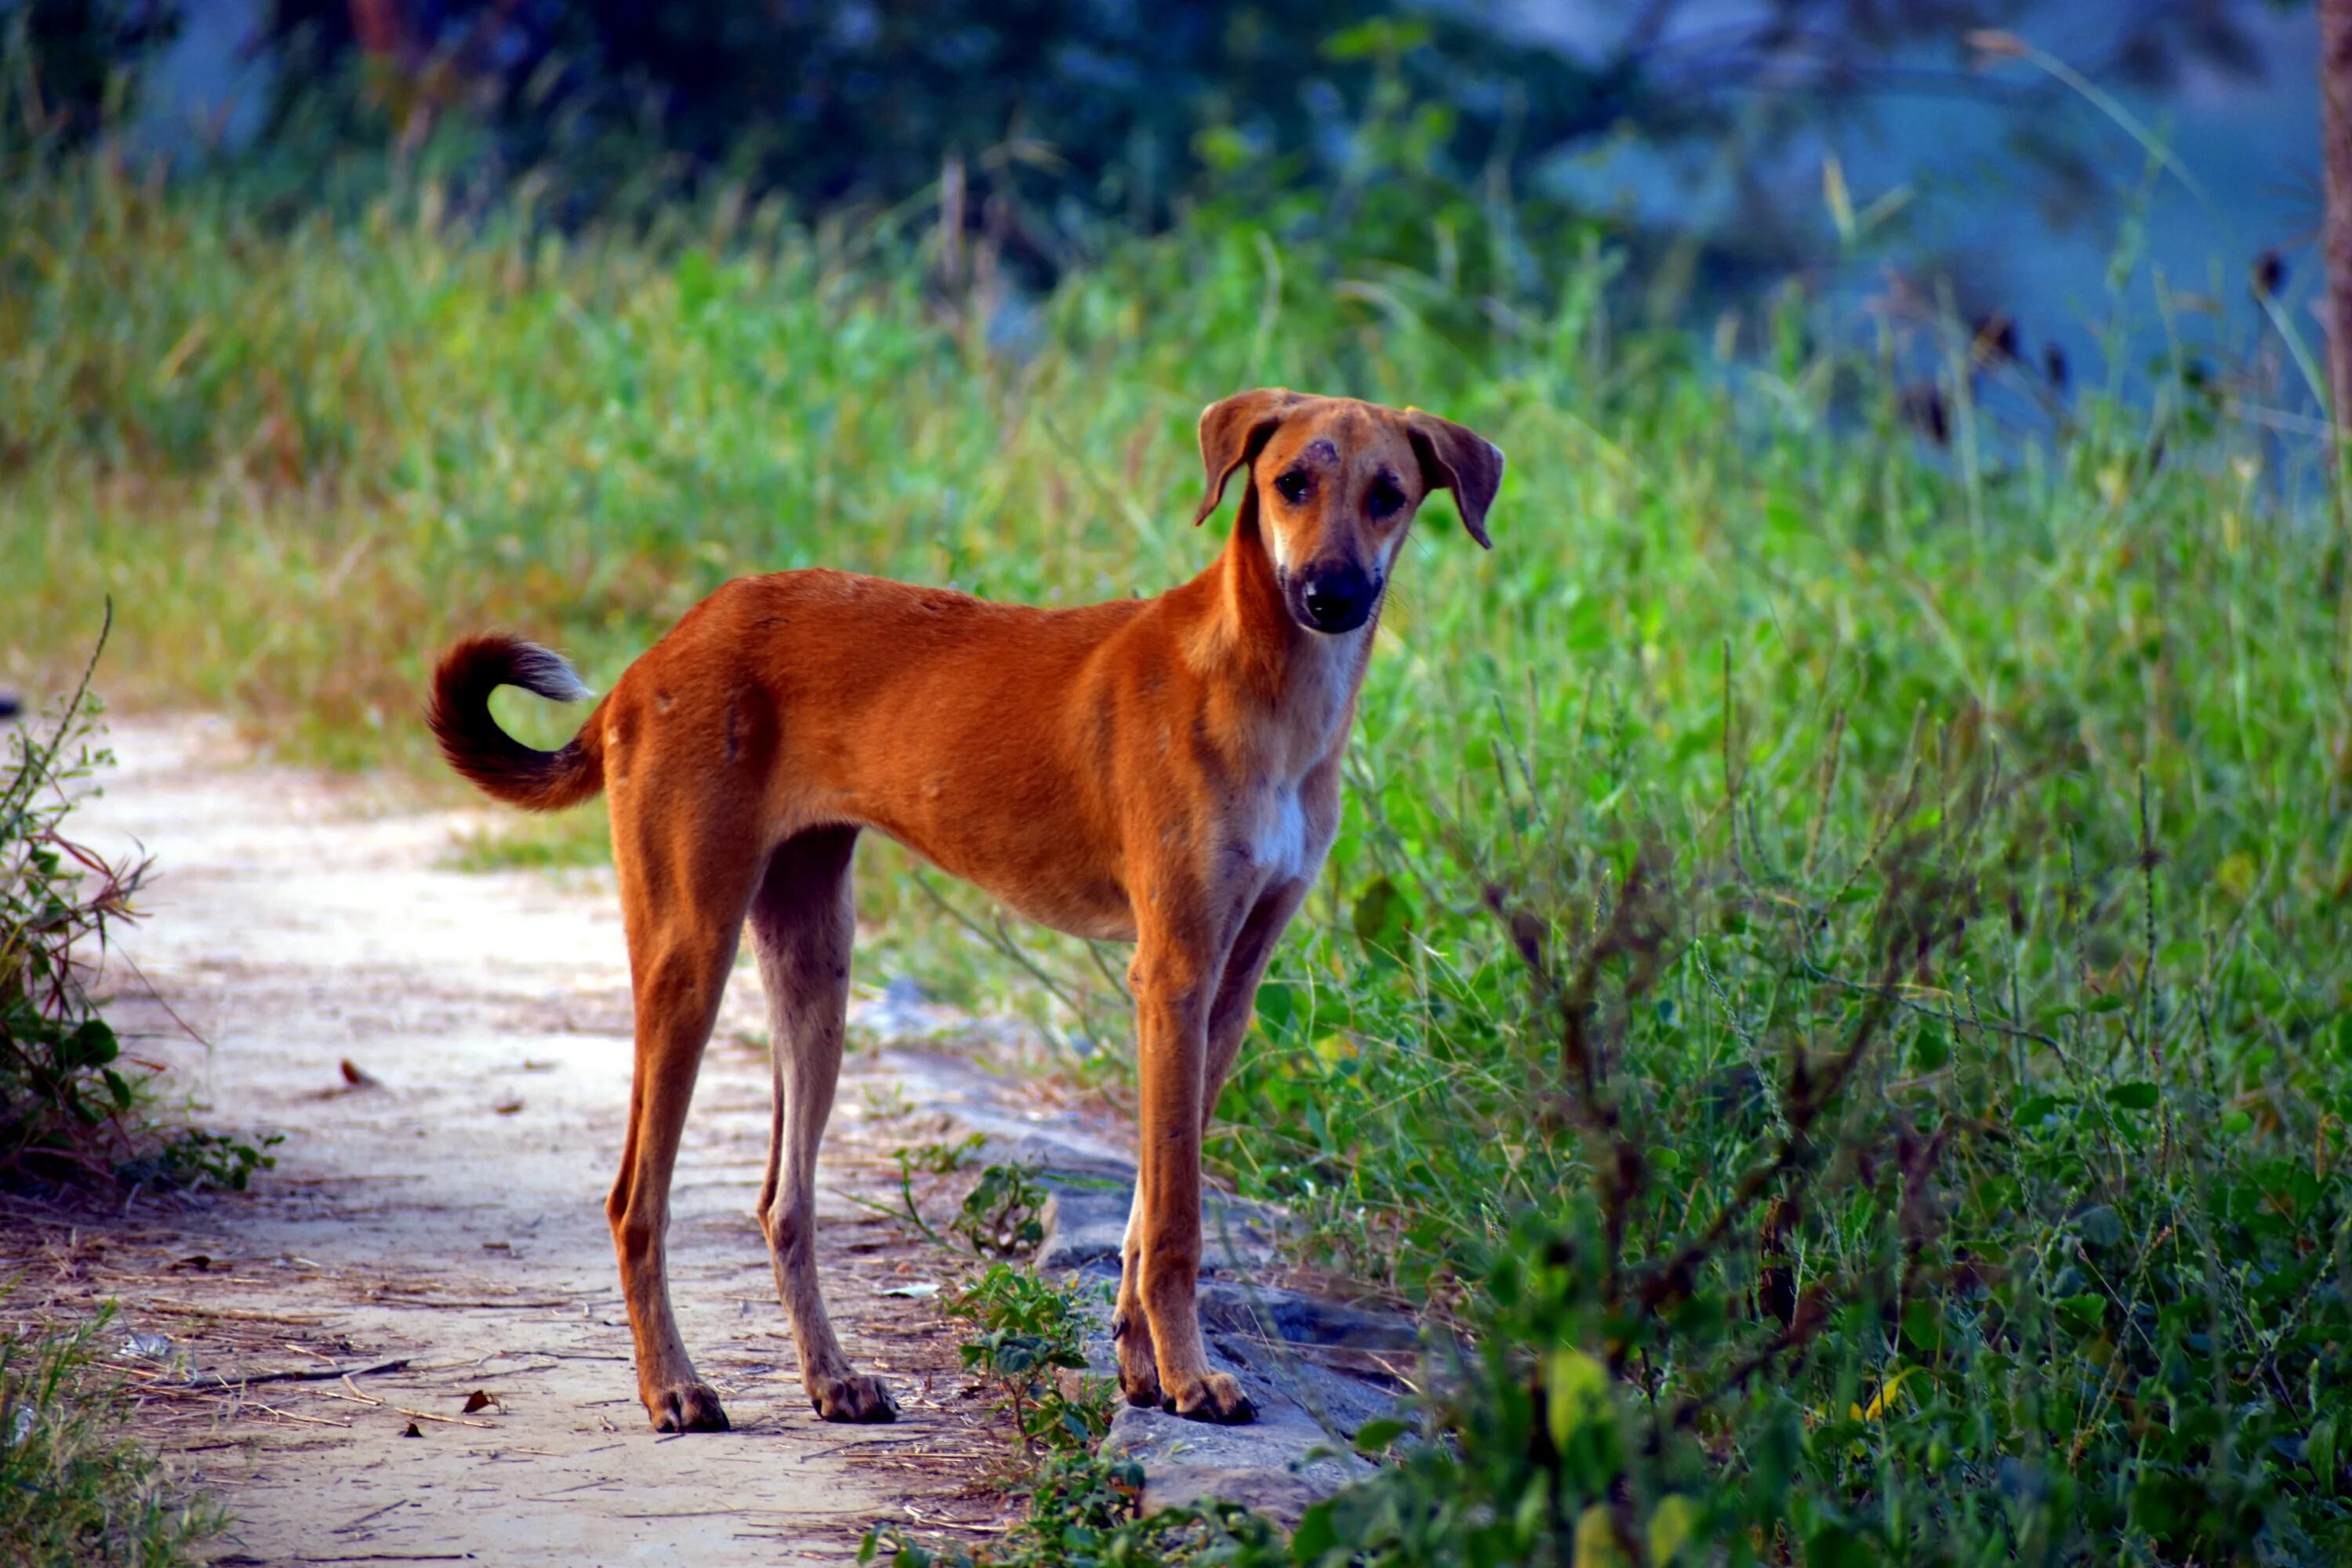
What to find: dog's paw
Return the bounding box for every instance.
[647,1380,731,1433]
[1163,1371,1256,1426]
[811,1373,898,1424]
[1112,1312,1162,1408]
[1120,1365,1165,1408]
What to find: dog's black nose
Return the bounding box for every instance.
[1293,563,1376,634]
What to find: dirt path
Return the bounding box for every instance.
[2,717,1025,1565]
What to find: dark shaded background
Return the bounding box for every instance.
[7,2,2324,380]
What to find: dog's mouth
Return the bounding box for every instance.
[1278,564,1381,636]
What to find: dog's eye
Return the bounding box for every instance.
[1368,477,1405,517]
[1274,471,1311,505]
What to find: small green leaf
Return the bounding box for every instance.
[2107,1081,2160,1112]
[1804,1523,1872,1568]
[1900,1300,1945,1356]
[1350,877,1412,961]
[1352,1416,1408,1454]
[1323,17,1431,60]
[61,1017,118,1069]
[2056,1293,2107,1334]
[1544,1348,1613,1448]
[1575,1503,1633,1567]
[1647,1494,1700,1565]
[1289,1501,1338,1559]
[2073,1204,2123,1248]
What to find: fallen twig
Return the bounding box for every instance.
[250,1402,353,1428]
[393,1406,496,1429]
[331,1499,407,1534]
[129,1302,328,1326]
[159,1356,411,1391]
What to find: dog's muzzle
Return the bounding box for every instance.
[1285,561,1378,635]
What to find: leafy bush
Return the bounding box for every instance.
[1248,802,2352,1565]
[0,626,151,1182]
[946,1263,1110,1458]
[0,617,277,1192]
[1204,716,2352,1560]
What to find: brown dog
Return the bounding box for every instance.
[428,390,1501,1431]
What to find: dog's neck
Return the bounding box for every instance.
[1188,488,1374,765]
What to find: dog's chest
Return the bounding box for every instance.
[1244,781,1327,884]
[1231,641,1359,886]
[1257,789,1311,876]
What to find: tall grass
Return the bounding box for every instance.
[10,149,2352,1558]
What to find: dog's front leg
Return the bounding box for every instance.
[1115,886,1300,1412]
[1123,929,1257,1425]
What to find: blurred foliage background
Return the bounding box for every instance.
[7,1,2321,354]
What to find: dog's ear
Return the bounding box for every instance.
[1192,389,1300,527]
[1405,410,1504,549]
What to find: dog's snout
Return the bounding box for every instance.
[1290,561,1377,635]
[1301,574,1359,626]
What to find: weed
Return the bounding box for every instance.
[0,619,147,1183]
[855,1135,987,1248]
[440,809,612,873]
[907,1134,989,1177]
[0,1304,227,1566]
[112,1127,283,1196]
[863,1263,1283,1568]
[0,612,278,1194]
[866,1138,1051,1261]
[944,1264,1111,1457]
[952,1165,1053,1260]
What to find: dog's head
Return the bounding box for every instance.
[1190,389,1503,636]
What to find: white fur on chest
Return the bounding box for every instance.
[1257,789,1312,876]
[1243,632,1363,884]
[1247,782,1330,884]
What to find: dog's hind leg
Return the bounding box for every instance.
[608,807,763,1435]
[750,826,898,1423]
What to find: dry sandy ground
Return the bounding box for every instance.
[2,717,1047,1566]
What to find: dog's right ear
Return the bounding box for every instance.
[1192,389,1299,526]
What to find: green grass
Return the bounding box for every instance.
[0,1306,226,1566]
[440,800,614,873]
[11,150,2352,1559]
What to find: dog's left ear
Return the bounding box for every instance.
[1404,410,1504,549]
[1193,388,1301,527]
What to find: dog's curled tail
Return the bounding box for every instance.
[428,633,608,811]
